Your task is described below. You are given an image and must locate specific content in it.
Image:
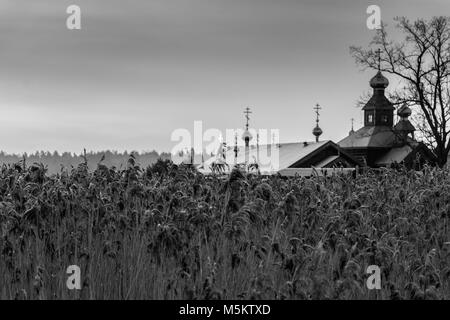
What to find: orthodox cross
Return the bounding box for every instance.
[376,48,381,71]
[314,103,321,126]
[244,107,252,130]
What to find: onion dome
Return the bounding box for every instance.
[242,129,253,141]
[397,104,412,118]
[312,125,323,138]
[394,103,415,140]
[370,71,389,89]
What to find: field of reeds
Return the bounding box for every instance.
[0,156,449,300]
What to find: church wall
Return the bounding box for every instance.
[343,147,392,167]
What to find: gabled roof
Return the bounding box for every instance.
[338,126,396,148]
[315,155,340,167]
[267,141,329,169]
[202,140,328,172]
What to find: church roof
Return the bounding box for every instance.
[269,141,329,169]
[200,139,362,175]
[201,140,360,174]
[362,91,395,111]
[202,140,327,172]
[394,120,415,133]
[315,155,340,167]
[375,140,427,166]
[338,126,396,148]
[375,145,414,165]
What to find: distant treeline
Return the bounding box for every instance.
[0,150,172,174]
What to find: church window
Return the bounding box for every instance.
[368,114,373,123]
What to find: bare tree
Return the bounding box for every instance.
[351,16,450,166]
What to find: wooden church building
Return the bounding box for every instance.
[199,106,362,176]
[338,69,436,168]
[191,68,437,175]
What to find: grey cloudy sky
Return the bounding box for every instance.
[0,0,449,154]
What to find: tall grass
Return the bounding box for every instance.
[0,158,449,299]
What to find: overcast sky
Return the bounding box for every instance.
[0,0,449,154]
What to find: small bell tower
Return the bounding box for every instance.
[363,49,395,127]
[394,104,415,141]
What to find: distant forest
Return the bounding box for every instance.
[0,150,172,174]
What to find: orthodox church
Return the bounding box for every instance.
[193,68,437,175]
[338,69,436,168]
[200,106,361,176]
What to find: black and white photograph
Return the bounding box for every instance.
[0,0,450,310]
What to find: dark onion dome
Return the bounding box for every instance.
[312,125,323,137]
[397,104,412,118]
[241,129,253,141]
[370,71,389,89]
[363,70,394,111]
